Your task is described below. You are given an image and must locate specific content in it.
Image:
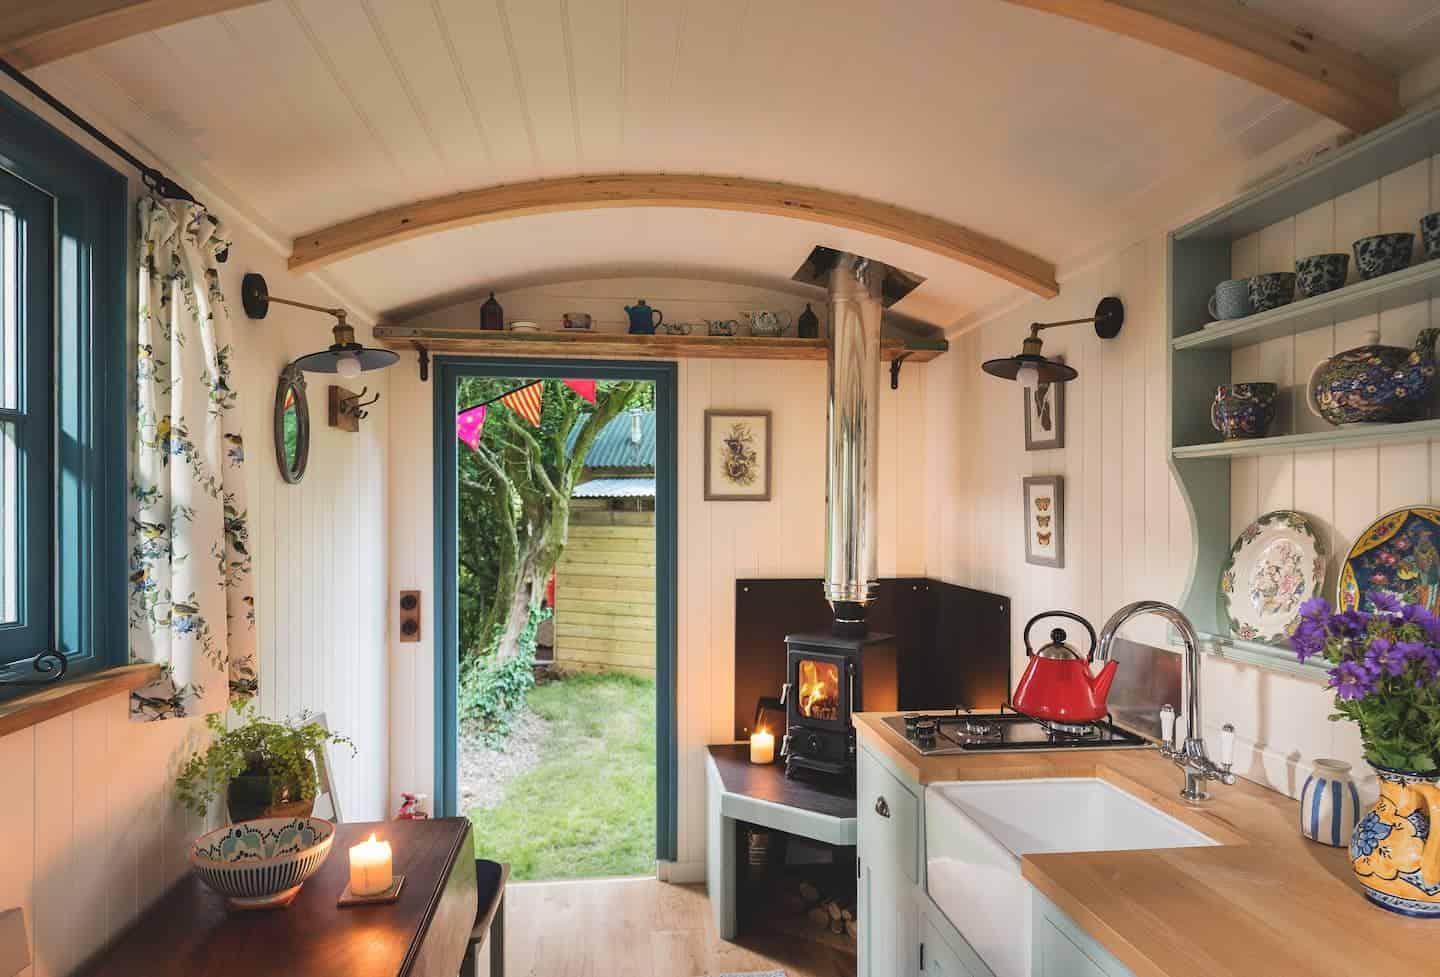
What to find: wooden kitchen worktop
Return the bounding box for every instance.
[854,712,1438,977]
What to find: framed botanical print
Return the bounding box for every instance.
[1024,369,1065,451]
[1023,475,1064,568]
[704,410,772,501]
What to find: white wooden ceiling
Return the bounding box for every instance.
[29,0,1440,325]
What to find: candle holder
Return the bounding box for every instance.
[338,874,405,907]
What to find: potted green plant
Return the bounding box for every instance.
[176,707,354,822]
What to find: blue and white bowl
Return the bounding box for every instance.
[1353,232,1414,280]
[1300,759,1361,848]
[1295,253,1349,298]
[189,817,335,909]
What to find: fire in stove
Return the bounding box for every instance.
[797,659,840,721]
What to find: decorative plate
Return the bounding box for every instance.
[1219,510,1327,643]
[1338,506,1440,614]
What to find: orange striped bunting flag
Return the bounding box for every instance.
[500,382,544,426]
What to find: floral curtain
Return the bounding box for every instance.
[129,196,255,720]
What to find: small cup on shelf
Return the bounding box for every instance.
[1353,232,1414,280]
[1246,273,1296,313]
[1211,382,1278,441]
[1294,253,1349,298]
[1207,278,1253,321]
[1421,212,1440,261]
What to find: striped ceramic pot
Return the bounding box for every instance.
[1300,759,1361,848]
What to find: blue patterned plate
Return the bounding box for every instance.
[1338,507,1440,614]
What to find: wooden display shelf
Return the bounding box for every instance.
[1172,259,1440,352]
[1172,417,1440,460]
[371,325,946,363]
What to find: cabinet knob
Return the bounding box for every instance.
[874,796,890,818]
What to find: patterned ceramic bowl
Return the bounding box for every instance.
[1295,253,1349,298]
[189,817,335,909]
[1421,212,1440,261]
[1211,382,1278,440]
[1353,233,1414,280]
[1247,273,1296,313]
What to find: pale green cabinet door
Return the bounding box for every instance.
[858,746,920,977]
[921,915,982,977]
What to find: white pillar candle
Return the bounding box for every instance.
[750,729,775,765]
[349,833,393,896]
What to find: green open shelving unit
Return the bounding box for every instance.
[1167,101,1440,675]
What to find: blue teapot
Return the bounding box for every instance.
[1307,327,1439,425]
[625,300,663,335]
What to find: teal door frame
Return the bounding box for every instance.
[433,356,679,862]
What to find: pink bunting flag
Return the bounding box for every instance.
[563,379,597,404]
[456,404,487,451]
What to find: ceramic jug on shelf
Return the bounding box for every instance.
[743,310,792,337]
[1307,327,1440,426]
[625,300,663,335]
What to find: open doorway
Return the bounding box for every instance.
[436,358,677,881]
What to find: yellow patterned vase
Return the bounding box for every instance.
[1351,766,1440,917]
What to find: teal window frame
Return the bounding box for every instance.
[0,89,129,691]
[433,357,679,862]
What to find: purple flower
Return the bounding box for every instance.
[1299,597,1332,621]
[1365,638,1409,677]
[1290,620,1327,663]
[1330,660,1376,701]
[1369,591,1402,614]
[1329,609,1371,638]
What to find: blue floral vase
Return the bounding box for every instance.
[1307,328,1439,426]
[1210,382,1278,440]
[1351,765,1440,917]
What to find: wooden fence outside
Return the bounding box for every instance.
[553,508,656,675]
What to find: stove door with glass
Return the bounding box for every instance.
[783,644,854,775]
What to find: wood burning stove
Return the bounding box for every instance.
[781,631,898,778]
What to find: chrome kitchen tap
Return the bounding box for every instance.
[1097,600,1236,803]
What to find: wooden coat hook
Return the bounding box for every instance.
[328,385,381,432]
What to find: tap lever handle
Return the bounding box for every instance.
[1219,723,1236,768]
[1160,704,1175,746]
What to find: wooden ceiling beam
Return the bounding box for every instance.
[288,174,1061,298]
[0,1,265,68]
[1001,1,1398,133]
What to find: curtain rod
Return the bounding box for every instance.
[0,55,207,210]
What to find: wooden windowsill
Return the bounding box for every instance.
[0,663,162,738]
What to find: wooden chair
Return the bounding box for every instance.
[309,712,343,823]
[459,861,508,977]
[0,908,28,977]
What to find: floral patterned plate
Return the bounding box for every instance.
[1220,510,1327,643]
[1338,507,1440,614]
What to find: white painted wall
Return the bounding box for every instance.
[927,159,1440,809]
[386,278,929,876]
[0,80,390,977]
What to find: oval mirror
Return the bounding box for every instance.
[274,365,309,484]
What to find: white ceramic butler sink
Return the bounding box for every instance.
[925,779,1216,977]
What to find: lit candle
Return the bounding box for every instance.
[750,728,775,764]
[349,833,393,896]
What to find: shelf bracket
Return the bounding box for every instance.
[413,341,430,383]
[890,352,912,390]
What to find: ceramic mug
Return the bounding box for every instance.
[562,312,592,330]
[1421,212,1440,261]
[662,321,692,335]
[1208,278,1253,320]
[1211,382,1278,440]
[1295,253,1349,298]
[1247,272,1296,313]
[706,319,738,337]
[1353,232,1414,280]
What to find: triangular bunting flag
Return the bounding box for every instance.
[456,404,487,451]
[500,382,544,426]
[563,379,597,404]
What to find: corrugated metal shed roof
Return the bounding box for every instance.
[572,477,656,499]
[567,410,655,471]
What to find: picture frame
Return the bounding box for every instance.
[1023,475,1064,568]
[704,409,772,501]
[1024,364,1065,451]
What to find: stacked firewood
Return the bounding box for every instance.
[787,880,858,941]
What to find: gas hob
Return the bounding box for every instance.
[881,706,1150,755]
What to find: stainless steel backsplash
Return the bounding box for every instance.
[1104,636,1182,743]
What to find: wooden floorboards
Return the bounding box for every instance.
[502,877,856,977]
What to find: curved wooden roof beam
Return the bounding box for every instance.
[1000,0,1398,133]
[288,174,1061,298]
[0,1,265,68]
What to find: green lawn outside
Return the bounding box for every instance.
[468,670,656,880]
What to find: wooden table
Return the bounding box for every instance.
[706,744,857,941]
[79,819,477,977]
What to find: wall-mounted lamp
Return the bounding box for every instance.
[241,272,399,380]
[980,296,1124,387]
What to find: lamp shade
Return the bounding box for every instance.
[980,354,1077,384]
[292,346,399,374]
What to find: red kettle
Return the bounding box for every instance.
[1011,611,1117,723]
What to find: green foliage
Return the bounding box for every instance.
[459,608,543,744]
[469,670,656,880]
[175,706,355,817]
